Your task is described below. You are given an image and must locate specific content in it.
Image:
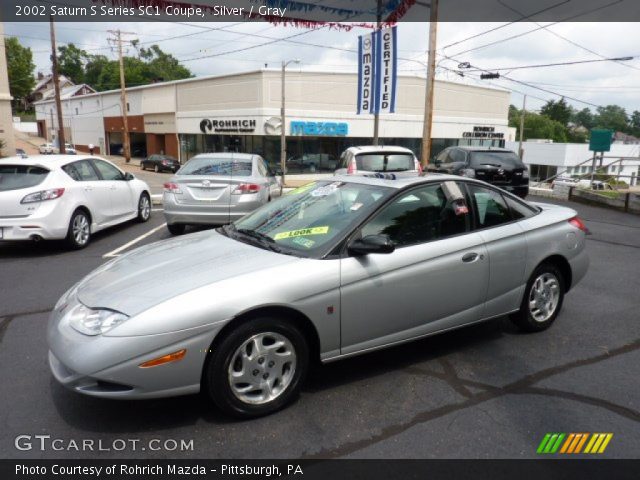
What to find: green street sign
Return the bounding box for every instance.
[589,129,614,152]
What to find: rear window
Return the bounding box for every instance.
[355,153,415,172]
[0,165,49,192]
[179,158,253,176]
[469,151,524,168]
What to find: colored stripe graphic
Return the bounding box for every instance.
[539,433,613,454]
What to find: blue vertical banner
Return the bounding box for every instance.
[357,31,375,114]
[357,26,398,114]
[375,26,398,114]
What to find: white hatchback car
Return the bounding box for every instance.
[334,145,422,177]
[0,155,151,248]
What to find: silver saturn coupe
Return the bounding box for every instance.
[163,153,282,235]
[48,174,589,417]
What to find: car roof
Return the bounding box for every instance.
[332,173,465,189]
[447,146,516,153]
[191,152,256,160]
[0,154,107,169]
[344,145,415,155]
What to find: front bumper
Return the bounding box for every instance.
[47,299,224,399]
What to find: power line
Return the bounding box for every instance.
[448,0,623,58]
[465,56,635,73]
[440,0,570,51]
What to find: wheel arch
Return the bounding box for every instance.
[535,254,572,293]
[200,305,321,386]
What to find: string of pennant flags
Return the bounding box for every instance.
[98,0,416,30]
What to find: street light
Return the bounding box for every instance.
[281,59,300,187]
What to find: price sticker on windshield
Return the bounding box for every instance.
[274,226,329,240]
[311,182,344,197]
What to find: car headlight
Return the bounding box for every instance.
[522,169,530,179]
[461,168,476,178]
[68,304,129,336]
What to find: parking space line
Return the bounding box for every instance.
[103,223,167,258]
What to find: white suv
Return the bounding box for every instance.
[335,145,422,177]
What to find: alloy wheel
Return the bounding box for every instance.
[72,214,90,246]
[227,332,296,405]
[139,195,150,220]
[528,273,560,322]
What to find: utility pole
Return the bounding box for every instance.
[108,29,135,163]
[420,0,438,168]
[518,95,526,159]
[280,59,300,187]
[49,17,65,154]
[372,0,382,146]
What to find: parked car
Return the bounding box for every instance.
[39,143,55,154]
[64,144,77,155]
[163,153,282,235]
[141,154,180,173]
[429,147,529,198]
[15,148,28,158]
[48,174,588,417]
[0,155,151,248]
[335,145,422,177]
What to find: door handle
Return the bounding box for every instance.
[462,252,480,263]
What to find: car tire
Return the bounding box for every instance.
[154,165,159,173]
[66,209,91,249]
[167,223,186,235]
[510,263,565,332]
[137,193,151,223]
[204,316,309,418]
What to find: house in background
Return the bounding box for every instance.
[27,72,75,109]
[35,84,97,140]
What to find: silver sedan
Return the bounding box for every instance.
[48,175,589,417]
[163,152,282,235]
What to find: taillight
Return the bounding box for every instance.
[347,158,357,174]
[232,183,261,194]
[415,158,423,174]
[21,188,65,204]
[568,216,589,234]
[163,182,182,194]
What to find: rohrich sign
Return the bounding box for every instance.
[462,126,505,139]
[200,118,257,134]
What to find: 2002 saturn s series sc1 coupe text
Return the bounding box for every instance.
[48,174,589,418]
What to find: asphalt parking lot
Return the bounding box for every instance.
[0,196,638,459]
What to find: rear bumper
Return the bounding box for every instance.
[163,193,263,225]
[0,202,71,241]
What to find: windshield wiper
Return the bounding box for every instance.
[236,228,282,253]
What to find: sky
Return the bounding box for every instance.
[4,20,640,115]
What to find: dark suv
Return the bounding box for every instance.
[429,147,529,198]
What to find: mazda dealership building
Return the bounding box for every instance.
[34,68,515,174]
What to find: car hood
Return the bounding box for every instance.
[76,230,299,316]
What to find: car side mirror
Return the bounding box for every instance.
[124,172,134,181]
[348,234,395,256]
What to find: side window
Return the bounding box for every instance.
[450,149,466,164]
[435,149,450,164]
[62,160,99,181]
[467,184,511,228]
[256,158,268,177]
[360,183,469,248]
[505,195,536,220]
[92,160,124,181]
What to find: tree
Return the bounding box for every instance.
[5,37,35,109]
[540,98,572,126]
[75,44,193,92]
[594,105,629,132]
[572,108,594,129]
[57,43,89,84]
[509,110,568,143]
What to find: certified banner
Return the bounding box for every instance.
[357,32,375,114]
[374,26,398,114]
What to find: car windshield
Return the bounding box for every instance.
[0,165,49,191]
[178,157,252,176]
[355,153,415,172]
[469,151,524,168]
[231,181,393,256]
